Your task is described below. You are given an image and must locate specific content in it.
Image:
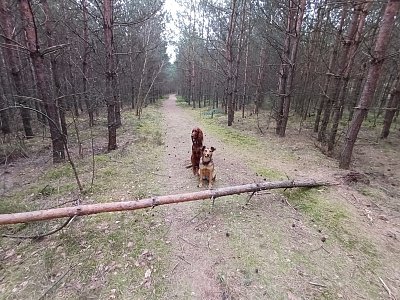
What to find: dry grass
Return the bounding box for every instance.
[0,103,171,299]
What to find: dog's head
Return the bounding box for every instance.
[201,146,216,162]
[191,127,203,144]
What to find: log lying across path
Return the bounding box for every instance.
[0,180,330,225]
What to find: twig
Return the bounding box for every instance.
[245,191,256,205]
[310,245,331,255]
[38,268,71,300]
[283,198,297,212]
[309,281,327,288]
[170,262,179,273]
[150,172,170,177]
[176,255,191,265]
[379,276,396,300]
[211,195,216,206]
[321,246,331,255]
[186,211,203,224]
[2,216,76,239]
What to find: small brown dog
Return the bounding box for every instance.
[198,146,216,188]
[191,127,203,175]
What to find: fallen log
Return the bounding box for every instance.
[0,180,331,225]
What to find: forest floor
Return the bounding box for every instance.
[0,94,399,299]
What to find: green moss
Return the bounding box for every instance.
[201,119,259,148]
[284,188,378,259]
[44,164,73,180]
[255,167,286,180]
[0,198,29,214]
[0,104,170,299]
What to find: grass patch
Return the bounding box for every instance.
[255,167,286,180]
[0,102,171,299]
[283,188,378,258]
[44,164,74,180]
[200,117,259,149]
[0,198,29,214]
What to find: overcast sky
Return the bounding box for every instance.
[164,0,182,62]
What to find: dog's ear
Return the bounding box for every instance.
[202,146,206,151]
[211,147,216,152]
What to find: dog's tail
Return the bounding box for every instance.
[185,164,192,169]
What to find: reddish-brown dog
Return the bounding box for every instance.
[191,127,203,175]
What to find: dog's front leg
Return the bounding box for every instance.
[208,174,213,189]
[198,170,203,187]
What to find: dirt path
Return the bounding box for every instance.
[158,94,400,299]
[159,95,317,299]
[160,94,240,299]
[160,94,282,298]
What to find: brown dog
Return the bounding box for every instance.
[198,146,216,188]
[191,127,203,175]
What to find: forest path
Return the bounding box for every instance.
[157,94,400,299]
[159,94,263,299]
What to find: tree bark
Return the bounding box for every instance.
[226,0,238,126]
[254,47,267,114]
[0,179,330,225]
[104,0,117,151]
[0,0,34,138]
[18,0,65,162]
[316,5,348,140]
[381,74,400,138]
[339,0,400,169]
[41,0,68,138]
[82,0,94,126]
[276,0,306,137]
[0,54,11,134]
[327,1,371,154]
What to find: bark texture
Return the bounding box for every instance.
[339,0,400,169]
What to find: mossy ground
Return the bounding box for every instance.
[0,103,170,299]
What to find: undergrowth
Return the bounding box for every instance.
[0,102,170,299]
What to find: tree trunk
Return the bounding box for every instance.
[0,179,330,225]
[67,53,79,118]
[381,75,400,138]
[82,0,94,126]
[339,0,400,169]
[241,23,250,118]
[348,62,366,121]
[103,0,117,151]
[232,0,247,115]
[19,0,65,162]
[0,0,34,138]
[316,5,348,141]
[0,54,11,134]
[226,0,238,126]
[254,48,267,114]
[327,1,371,154]
[276,0,306,137]
[41,0,68,138]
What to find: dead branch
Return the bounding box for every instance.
[2,216,76,239]
[0,180,332,225]
[379,276,396,300]
[309,281,327,288]
[38,268,71,300]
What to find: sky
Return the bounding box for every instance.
[164,0,182,63]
